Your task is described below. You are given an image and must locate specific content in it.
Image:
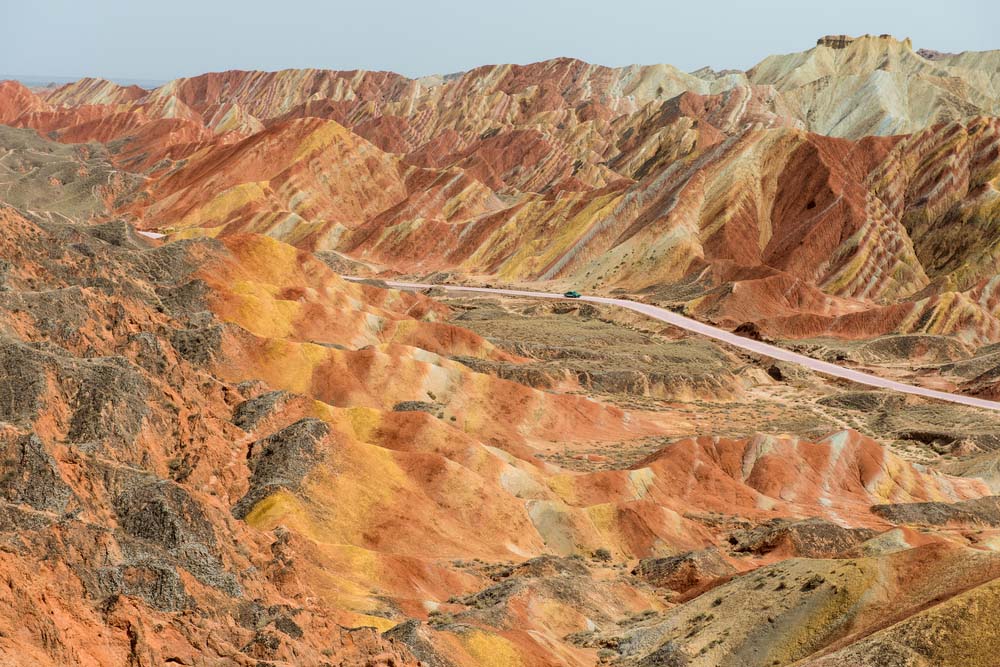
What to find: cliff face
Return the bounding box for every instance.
[817,34,857,48]
[817,34,913,49]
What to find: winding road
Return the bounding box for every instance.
[349,278,1000,413]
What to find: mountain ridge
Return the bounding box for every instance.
[2,33,1000,667]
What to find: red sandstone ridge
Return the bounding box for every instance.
[0,80,50,123]
[5,48,991,345]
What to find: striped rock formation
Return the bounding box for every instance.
[3,36,996,344]
[2,35,1000,667]
[2,192,993,664]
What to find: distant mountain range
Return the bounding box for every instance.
[4,34,998,347]
[5,74,167,89]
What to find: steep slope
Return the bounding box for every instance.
[0,205,426,666]
[0,80,50,124]
[3,196,995,665]
[35,49,988,345]
[3,40,998,340]
[336,118,1000,344]
[749,34,1000,137]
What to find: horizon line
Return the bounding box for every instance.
[4,34,977,90]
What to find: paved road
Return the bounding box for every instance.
[348,278,1000,413]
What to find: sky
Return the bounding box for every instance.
[3,0,997,83]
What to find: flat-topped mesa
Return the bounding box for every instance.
[817,34,913,49]
[917,48,957,61]
[817,34,854,49]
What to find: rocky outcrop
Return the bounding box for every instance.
[816,34,855,49]
[0,432,73,513]
[392,400,447,414]
[917,47,957,60]
[231,390,291,430]
[727,518,879,558]
[0,339,48,425]
[871,496,1000,528]
[632,548,735,596]
[167,323,223,365]
[383,620,458,667]
[232,418,329,519]
[0,337,149,449]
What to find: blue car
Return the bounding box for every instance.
[563,290,582,298]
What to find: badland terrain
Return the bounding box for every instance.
[1,34,1000,666]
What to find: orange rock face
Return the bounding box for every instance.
[1,193,990,664]
[5,40,994,345]
[2,34,1000,667]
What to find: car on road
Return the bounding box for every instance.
[563,290,582,298]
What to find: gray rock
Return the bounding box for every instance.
[460,578,523,610]
[871,496,1000,528]
[155,279,210,317]
[123,332,168,374]
[0,432,73,513]
[66,356,149,447]
[168,324,223,365]
[632,548,735,594]
[0,336,151,448]
[727,518,877,558]
[0,503,56,532]
[509,554,590,578]
[232,418,329,519]
[95,562,191,612]
[86,220,140,248]
[636,641,691,667]
[110,472,241,596]
[113,478,217,550]
[0,338,47,424]
[232,391,290,431]
[392,400,445,414]
[383,620,457,667]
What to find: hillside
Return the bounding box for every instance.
[1,34,1000,667]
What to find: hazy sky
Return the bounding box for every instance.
[4,0,997,82]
